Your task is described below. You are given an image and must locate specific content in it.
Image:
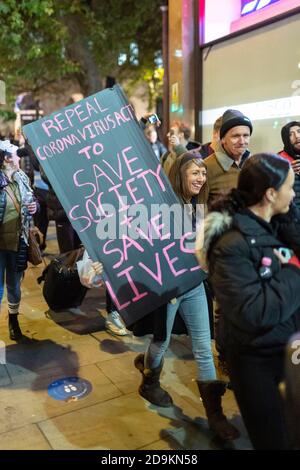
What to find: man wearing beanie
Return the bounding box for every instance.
[278,121,300,208]
[202,109,252,207]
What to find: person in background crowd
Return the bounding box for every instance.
[197,153,300,449]
[144,125,167,160]
[133,153,239,442]
[16,133,35,186]
[16,136,49,251]
[200,116,222,159]
[278,121,300,209]
[161,122,201,176]
[40,167,81,254]
[204,109,252,207]
[32,158,49,251]
[0,140,37,340]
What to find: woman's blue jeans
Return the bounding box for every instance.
[0,251,23,306]
[145,283,217,381]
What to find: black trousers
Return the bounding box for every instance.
[55,220,81,254]
[226,349,289,450]
[106,290,116,314]
[33,188,49,248]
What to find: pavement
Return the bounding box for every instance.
[0,224,252,450]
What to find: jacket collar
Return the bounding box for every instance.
[215,142,250,171]
[233,209,282,247]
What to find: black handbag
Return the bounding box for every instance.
[37,247,87,311]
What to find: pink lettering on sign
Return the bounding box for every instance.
[139,253,163,286]
[190,266,201,272]
[103,240,124,269]
[150,214,171,241]
[137,165,166,196]
[121,235,144,262]
[117,266,148,302]
[41,97,109,137]
[73,169,96,199]
[126,178,144,204]
[180,233,201,271]
[122,147,143,176]
[96,192,114,218]
[180,232,194,253]
[105,280,131,311]
[68,205,91,232]
[109,184,130,212]
[78,142,104,160]
[135,226,154,247]
[86,199,102,224]
[36,146,47,161]
[65,108,75,127]
[163,242,188,277]
[103,152,124,181]
[93,164,115,187]
[120,214,134,227]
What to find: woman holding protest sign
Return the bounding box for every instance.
[133,153,239,441]
[0,140,37,340]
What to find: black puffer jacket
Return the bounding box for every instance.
[199,207,300,354]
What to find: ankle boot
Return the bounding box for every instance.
[134,353,173,407]
[8,314,22,341]
[197,380,240,441]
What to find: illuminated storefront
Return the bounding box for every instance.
[168,0,300,152]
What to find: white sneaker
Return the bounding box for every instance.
[105,311,128,336]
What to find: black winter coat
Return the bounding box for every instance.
[206,208,300,354]
[40,167,68,222]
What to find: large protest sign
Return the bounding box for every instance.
[23,86,203,325]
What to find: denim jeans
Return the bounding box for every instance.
[0,251,23,306]
[145,283,217,381]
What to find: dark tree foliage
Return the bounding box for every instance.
[0,0,164,102]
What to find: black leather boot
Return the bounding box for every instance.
[8,314,22,341]
[197,380,240,441]
[134,353,173,407]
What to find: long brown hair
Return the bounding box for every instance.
[168,152,208,204]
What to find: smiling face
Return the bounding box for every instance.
[184,162,207,199]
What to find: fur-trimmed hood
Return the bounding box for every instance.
[195,211,233,268]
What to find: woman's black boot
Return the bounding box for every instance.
[8,314,22,341]
[134,353,173,407]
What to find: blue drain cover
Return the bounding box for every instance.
[48,377,92,401]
